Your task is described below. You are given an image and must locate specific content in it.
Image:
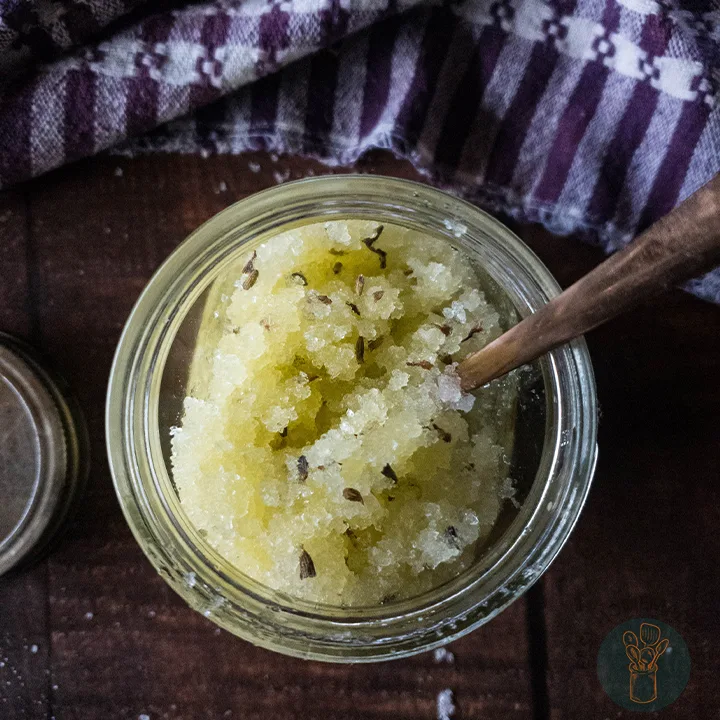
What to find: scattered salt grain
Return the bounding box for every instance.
[200,148,211,159]
[30,645,38,654]
[270,153,279,162]
[436,689,456,720]
[248,161,261,173]
[273,169,290,185]
[214,181,228,194]
[139,714,150,720]
[114,167,124,177]
[84,612,94,621]
[443,219,467,238]
[442,301,467,324]
[433,647,455,664]
[436,371,474,412]
[148,610,156,619]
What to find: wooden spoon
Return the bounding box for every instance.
[457,174,720,392]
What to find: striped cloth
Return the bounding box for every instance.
[1,0,719,300]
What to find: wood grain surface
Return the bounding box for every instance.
[0,150,717,720]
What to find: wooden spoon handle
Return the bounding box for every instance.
[457,173,720,392]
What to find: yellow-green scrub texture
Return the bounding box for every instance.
[171,219,517,606]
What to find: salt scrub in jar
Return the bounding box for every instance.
[170,219,518,606]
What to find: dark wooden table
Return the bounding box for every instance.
[0,150,717,720]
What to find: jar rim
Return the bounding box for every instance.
[106,175,597,661]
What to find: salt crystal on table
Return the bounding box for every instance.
[436,689,456,720]
[433,647,455,664]
[273,169,290,184]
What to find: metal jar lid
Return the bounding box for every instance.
[0,333,89,577]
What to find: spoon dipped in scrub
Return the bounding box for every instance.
[457,174,720,392]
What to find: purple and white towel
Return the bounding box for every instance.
[1,0,718,300]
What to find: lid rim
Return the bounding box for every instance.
[0,333,89,576]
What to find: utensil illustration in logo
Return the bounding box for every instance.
[640,622,661,648]
[625,644,641,668]
[622,623,667,703]
[623,630,639,648]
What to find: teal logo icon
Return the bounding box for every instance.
[597,618,690,711]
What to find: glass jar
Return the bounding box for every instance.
[106,175,597,662]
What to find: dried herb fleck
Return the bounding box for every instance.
[380,593,397,605]
[367,336,384,351]
[333,262,343,274]
[364,244,387,269]
[363,225,384,245]
[363,226,387,268]
[343,488,364,504]
[440,354,454,365]
[355,336,365,363]
[242,250,257,274]
[346,301,361,316]
[291,271,308,286]
[329,248,346,256]
[279,427,288,437]
[373,290,384,302]
[381,464,398,483]
[345,527,358,544]
[461,325,483,342]
[297,455,309,482]
[317,294,332,305]
[355,274,365,296]
[434,324,452,336]
[242,269,259,290]
[260,319,271,331]
[432,423,452,443]
[407,360,433,370]
[403,268,414,276]
[444,526,460,549]
[299,548,316,579]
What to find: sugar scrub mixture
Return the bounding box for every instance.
[171,220,518,606]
